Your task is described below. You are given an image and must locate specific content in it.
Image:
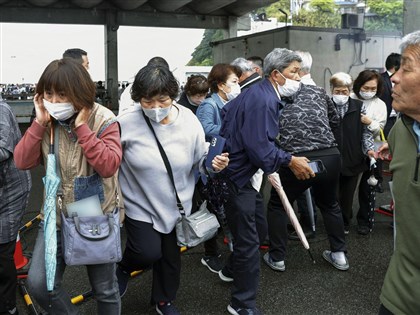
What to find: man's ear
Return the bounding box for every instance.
[270,70,284,86]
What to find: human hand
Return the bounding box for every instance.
[377,142,391,160]
[288,156,315,180]
[360,114,372,125]
[367,150,375,159]
[34,93,50,126]
[212,152,229,172]
[75,107,91,128]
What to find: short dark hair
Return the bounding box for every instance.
[36,59,95,111]
[247,56,263,69]
[353,69,384,99]
[184,75,209,96]
[131,65,179,102]
[207,64,241,94]
[385,53,401,71]
[146,56,170,69]
[62,48,87,64]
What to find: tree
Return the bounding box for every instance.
[187,29,224,66]
[364,0,403,32]
[293,0,340,28]
[255,0,290,23]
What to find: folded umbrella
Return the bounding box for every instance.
[267,173,315,263]
[367,157,378,231]
[43,124,61,306]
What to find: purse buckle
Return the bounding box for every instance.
[89,224,101,236]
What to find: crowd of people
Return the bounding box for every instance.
[1,29,420,315]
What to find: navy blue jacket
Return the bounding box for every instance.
[220,79,292,188]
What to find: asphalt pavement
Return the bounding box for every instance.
[16,122,394,315]
[16,162,394,315]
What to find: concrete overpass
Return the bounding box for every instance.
[0,0,277,110]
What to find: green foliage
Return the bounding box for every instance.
[310,0,337,13]
[293,0,340,28]
[187,29,224,66]
[364,0,403,32]
[293,8,340,28]
[256,0,290,22]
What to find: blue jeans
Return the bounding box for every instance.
[27,222,120,314]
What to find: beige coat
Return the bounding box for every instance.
[40,103,122,227]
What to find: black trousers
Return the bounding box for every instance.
[0,240,17,313]
[119,217,181,304]
[268,153,346,261]
[225,181,267,309]
[339,173,361,227]
[295,188,317,230]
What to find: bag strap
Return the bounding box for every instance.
[142,110,185,215]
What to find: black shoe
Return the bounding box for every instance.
[288,230,315,241]
[0,308,18,315]
[218,266,234,282]
[375,183,384,193]
[344,226,350,235]
[201,254,224,273]
[357,225,370,235]
[227,303,263,315]
[156,302,180,315]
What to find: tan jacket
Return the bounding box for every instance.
[40,103,122,227]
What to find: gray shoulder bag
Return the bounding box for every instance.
[142,111,220,247]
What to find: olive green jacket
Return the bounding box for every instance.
[380,115,420,314]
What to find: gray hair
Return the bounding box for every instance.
[295,51,313,74]
[231,57,253,72]
[263,48,302,77]
[400,30,420,53]
[330,72,353,90]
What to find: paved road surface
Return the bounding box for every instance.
[16,164,394,315]
[16,123,394,314]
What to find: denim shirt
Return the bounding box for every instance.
[196,93,226,141]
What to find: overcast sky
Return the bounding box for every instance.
[0,23,204,84]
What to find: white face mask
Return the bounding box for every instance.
[142,105,172,122]
[224,83,241,101]
[332,95,349,105]
[43,99,76,121]
[277,72,300,97]
[360,91,376,100]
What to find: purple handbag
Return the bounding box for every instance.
[61,208,122,266]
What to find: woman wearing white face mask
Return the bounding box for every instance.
[14,58,123,314]
[196,63,241,141]
[351,70,387,139]
[350,69,387,235]
[330,72,375,235]
[116,65,229,315]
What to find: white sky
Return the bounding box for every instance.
[0,23,205,84]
